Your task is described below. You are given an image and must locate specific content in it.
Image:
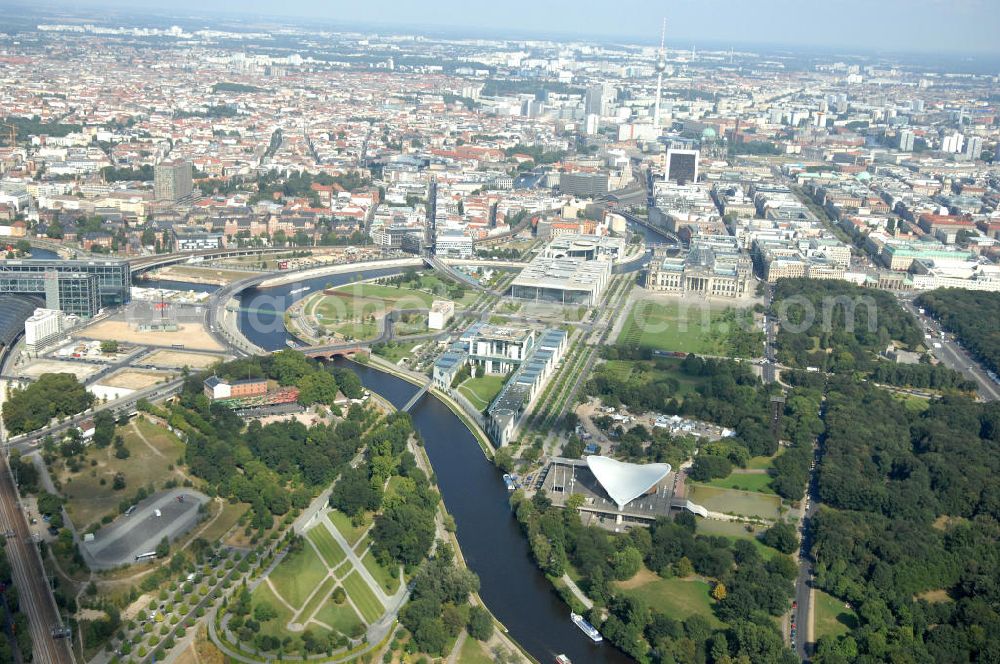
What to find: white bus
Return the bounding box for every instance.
[135,551,157,562]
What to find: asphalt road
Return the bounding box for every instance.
[899,297,1000,401]
[0,455,74,663]
[793,444,821,661]
[4,377,185,454]
[83,488,209,569]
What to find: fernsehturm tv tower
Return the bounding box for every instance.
[653,17,667,130]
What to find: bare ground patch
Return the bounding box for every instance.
[100,369,175,390]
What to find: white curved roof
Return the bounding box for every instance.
[585,456,672,509]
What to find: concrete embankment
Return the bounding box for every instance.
[256,258,423,289]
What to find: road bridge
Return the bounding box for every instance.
[129,246,292,274]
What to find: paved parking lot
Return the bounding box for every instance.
[82,488,209,569]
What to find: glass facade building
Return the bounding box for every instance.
[0,259,130,309]
[0,271,100,317]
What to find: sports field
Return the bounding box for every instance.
[615,567,722,627]
[687,484,784,520]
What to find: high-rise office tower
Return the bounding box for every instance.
[965,136,983,161]
[898,129,915,152]
[665,149,699,184]
[584,84,604,116]
[154,159,194,204]
[942,132,965,154]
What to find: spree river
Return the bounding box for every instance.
[232,268,633,664]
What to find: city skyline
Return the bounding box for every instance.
[12,0,1000,56]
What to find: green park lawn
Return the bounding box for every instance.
[342,571,384,623]
[307,525,347,568]
[747,448,785,471]
[616,567,722,627]
[314,275,478,324]
[298,576,336,625]
[362,551,400,595]
[618,301,728,354]
[687,484,784,520]
[250,583,296,640]
[601,357,707,399]
[268,543,329,610]
[313,596,366,638]
[333,560,353,579]
[328,321,378,341]
[372,341,419,363]
[695,519,785,560]
[706,471,776,495]
[458,637,495,664]
[457,374,507,411]
[327,509,368,547]
[813,589,857,640]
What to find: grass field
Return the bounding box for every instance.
[314,277,476,324]
[327,321,378,341]
[372,341,419,364]
[687,484,784,520]
[197,501,249,543]
[60,418,187,529]
[618,301,727,354]
[333,560,352,579]
[458,637,494,664]
[361,551,400,595]
[341,571,383,623]
[618,301,762,357]
[268,544,328,609]
[705,472,776,494]
[298,576,336,625]
[813,589,856,640]
[457,374,507,411]
[307,525,347,568]
[747,448,786,471]
[695,520,784,560]
[325,509,368,543]
[615,567,722,627]
[601,357,707,399]
[894,392,931,413]
[313,596,365,639]
[250,583,296,640]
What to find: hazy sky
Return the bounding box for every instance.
[45,0,1000,54]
